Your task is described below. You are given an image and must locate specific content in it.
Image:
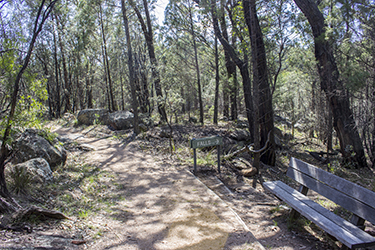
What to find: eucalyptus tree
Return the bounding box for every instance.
[293,0,367,168]
[243,0,275,165]
[218,0,238,120]
[129,0,168,122]
[354,1,375,167]
[210,0,276,165]
[165,0,204,124]
[210,0,254,140]
[0,0,58,211]
[121,0,140,134]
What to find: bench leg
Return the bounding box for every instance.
[289,185,309,221]
[350,215,365,230]
[289,208,301,221]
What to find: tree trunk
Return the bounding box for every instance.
[219,6,237,120]
[99,4,116,112]
[56,14,71,114]
[121,0,140,135]
[211,0,254,140]
[213,35,220,124]
[188,0,204,124]
[0,0,56,210]
[52,16,61,117]
[243,0,275,166]
[293,0,367,168]
[130,0,167,122]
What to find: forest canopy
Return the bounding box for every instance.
[1,0,375,171]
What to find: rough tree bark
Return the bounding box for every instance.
[219,1,237,120]
[293,0,367,168]
[0,0,57,211]
[213,35,220,124]
[243,0,275,166]
[52,15,61,117]
[121,0,140,134]
[188,0,204,124]
[211,0,254,140]
[55,13,71,114]
[99,3,116,112]
[130,0,168,122]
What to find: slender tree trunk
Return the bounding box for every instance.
[99,4,116,112]
[219,5,237,120]
[211,0,254,140]
[213,35,220,124]
[0,0,56,209]
[121,0,140,134]
[293,0,367,168]
[56,14,71,114]
[120,73,125,111]
[52,17,61,117]
[130,0,167,122]
[188,0,204,124]
[230,69,238,120]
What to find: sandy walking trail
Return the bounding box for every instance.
[54,126,265,250]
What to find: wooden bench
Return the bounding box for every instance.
[263,157,375,249]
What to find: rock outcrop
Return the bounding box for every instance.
[77,109,109,125]
[12,129,67,170]
[12,158,53,183]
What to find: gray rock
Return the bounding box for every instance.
[13,158,53,183]
[229,129,251,141]
[108,111,134,130]
[77,109,109,125]
[189,117,198,123]
[12,129,67,170]
[139,114,154,128]
[108,111,153,131]
[236,120,249,129]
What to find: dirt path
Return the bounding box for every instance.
[1,125,337,249]
[53,126,265,250]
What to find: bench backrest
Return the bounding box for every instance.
[287,157,375,225]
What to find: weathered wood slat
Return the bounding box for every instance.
[289,157,375,209]
[263,181,375,249]
[286,167,375,225]
[288,157,375,225]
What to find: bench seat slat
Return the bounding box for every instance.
[263,181,375,249]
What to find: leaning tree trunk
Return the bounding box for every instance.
[293,0,367,168]
[211,0,254,140]
[243,0,275,166]
[0,0,57,211]
[130,0,168,122]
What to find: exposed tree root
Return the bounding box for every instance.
[16,205,69,220]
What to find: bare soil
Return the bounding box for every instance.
[1,121,375,250]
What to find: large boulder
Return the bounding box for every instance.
[11,158,53,183]
[108,111,153,130]
[12,129,67,170]
[77,109,109,125]
[108,111,134,130]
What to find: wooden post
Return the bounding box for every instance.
[193,148,197,174]
[217,145,221,174]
